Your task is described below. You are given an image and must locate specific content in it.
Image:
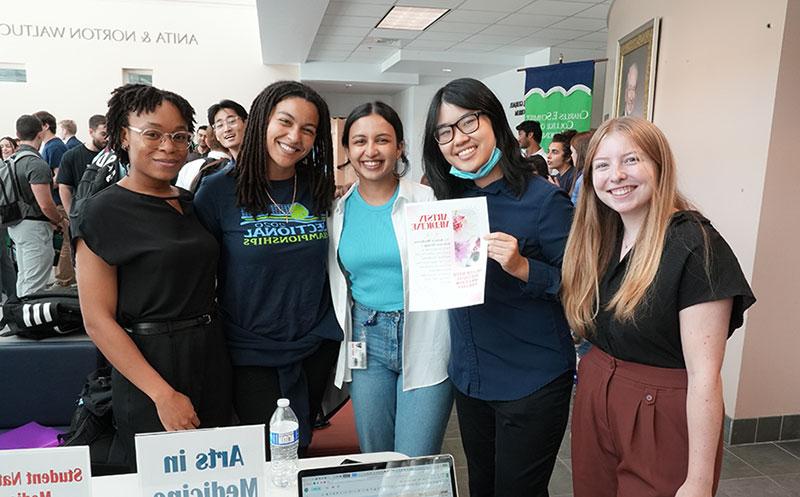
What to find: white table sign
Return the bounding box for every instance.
[0,446,91,497]
[405,197,490,311]
[134,425,266,497]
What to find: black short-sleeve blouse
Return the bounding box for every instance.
[72,184,219,325]
[589,211,756,368]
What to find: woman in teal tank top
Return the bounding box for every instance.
[328,102,452,456]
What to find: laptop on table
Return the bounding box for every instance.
[298,454,458,497]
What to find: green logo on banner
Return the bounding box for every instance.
[524,86,592,150]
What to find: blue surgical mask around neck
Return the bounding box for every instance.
[448,147,502,180]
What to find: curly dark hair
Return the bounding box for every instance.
[235,81,334,217]
[105,84,195,165]
[551,132,574,167]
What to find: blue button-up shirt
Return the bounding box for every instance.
[449,175,576,401]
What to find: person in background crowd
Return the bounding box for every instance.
[1,136,19,160]
[0,136,18,301]
[524,154,549,178]
[33,110,67,275]
[73,84,233,472]
[176,115,229,191]
[208,99,247,163]
[516,120,546,159]
[561,117,755,497]
[329,101,452,457]
[185,125,210,163]
[548,132,577,194]
[58,115,109,215]
[423,78,575,497]
[0,225,16,302]
[8,115,63,297]
[33,111,67,196]
[194,81,341,457]
[54,114,109,286]
[58,119,82,150]
[568,130,594,206]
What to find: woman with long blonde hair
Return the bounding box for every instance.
[562,117,754,497]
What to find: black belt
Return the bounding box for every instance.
[125,314,212,336]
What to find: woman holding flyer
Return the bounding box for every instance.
[328,101,452,456]
[422,78,575,497]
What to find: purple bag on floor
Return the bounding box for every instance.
[0,422,62,450]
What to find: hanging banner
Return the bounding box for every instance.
[524,60,594,149]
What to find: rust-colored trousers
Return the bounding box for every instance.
[571,347,722,497]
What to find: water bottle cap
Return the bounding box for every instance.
[277,398,290,408]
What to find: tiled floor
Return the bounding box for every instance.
[441,406,800,497]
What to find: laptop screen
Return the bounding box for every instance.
[298,455,457,497]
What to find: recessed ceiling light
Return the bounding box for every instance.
[376,5,449,31]
[442,68,452,72]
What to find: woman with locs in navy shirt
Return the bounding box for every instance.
[422,78,575,497]
[194,81,341,456]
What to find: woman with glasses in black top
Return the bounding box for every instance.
[73,84,232,472]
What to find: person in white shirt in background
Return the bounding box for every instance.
[516,120,546,159]
[176,122,229,190]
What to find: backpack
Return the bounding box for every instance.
[0,286,84,339]
[69,148,127,227]
[189,157,229,193]
[0,150,37,227]
[58,366,128,476]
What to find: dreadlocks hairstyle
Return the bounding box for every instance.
[105,84,195,165]
[235,81,334,217]
[422,78,532,200]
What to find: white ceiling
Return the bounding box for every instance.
[256,0,610,93]
[309,0,609,63]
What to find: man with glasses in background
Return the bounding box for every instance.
[208,99,248,164]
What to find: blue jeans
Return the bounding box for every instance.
[349,302,453,457]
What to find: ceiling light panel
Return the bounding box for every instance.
[376,5,449,31]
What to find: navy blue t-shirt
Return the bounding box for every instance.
[42,137,66,205]
[193,171,341,367]
[449,174,576,401]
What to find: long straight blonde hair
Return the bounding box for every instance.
[561,117,691,337]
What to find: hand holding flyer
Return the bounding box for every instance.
[405,197,490,311]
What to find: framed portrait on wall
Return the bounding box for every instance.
[613,18,661,120]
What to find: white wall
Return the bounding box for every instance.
[606,0,792,418]
[392,76,452,182]
[0,0,298,138]
[481,49,551,131]
[317,92,396,119]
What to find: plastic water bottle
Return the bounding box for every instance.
[269,398,299,487]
